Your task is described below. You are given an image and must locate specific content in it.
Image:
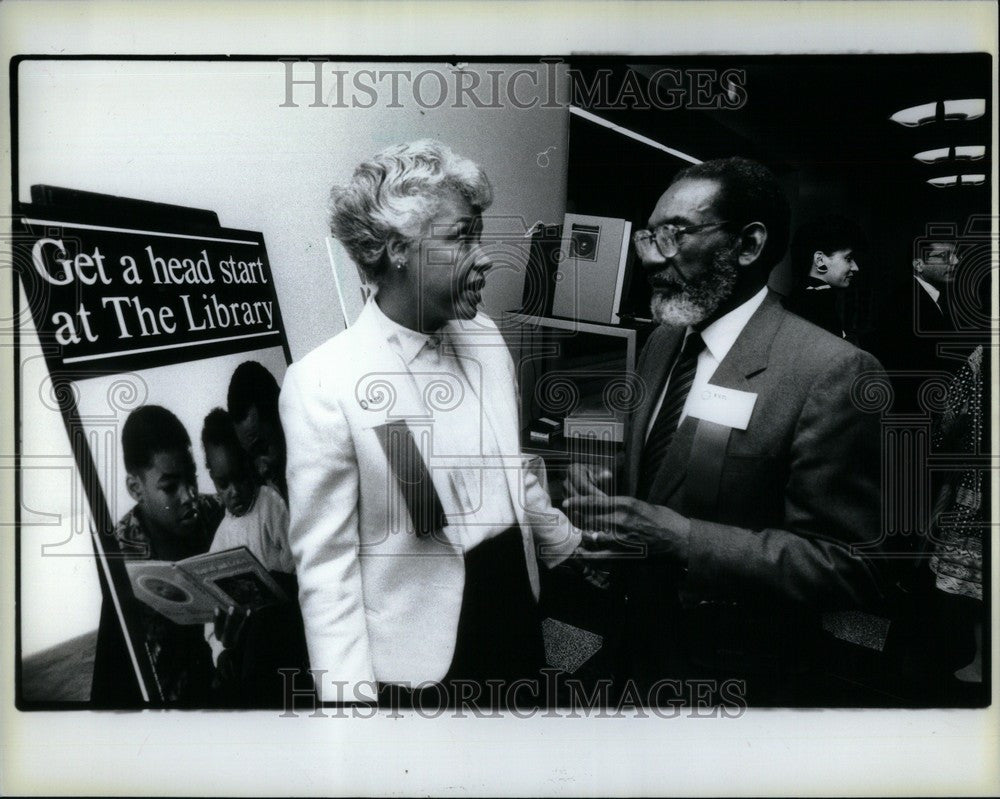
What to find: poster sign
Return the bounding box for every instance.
[14,190,294,708]
[15,214,285,374]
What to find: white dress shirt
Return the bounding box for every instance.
[646,286,769,441]
[914,274,942,312]
[370,300,517,551]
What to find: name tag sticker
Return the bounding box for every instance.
[688,385,757,430]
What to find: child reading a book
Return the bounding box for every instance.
[91,404,223,706]
[200,407,308,707]
[201,407,293,572]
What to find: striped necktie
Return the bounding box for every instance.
[636,331,705,500]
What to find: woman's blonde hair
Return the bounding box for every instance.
[329,139,493,282]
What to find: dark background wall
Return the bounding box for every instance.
[564,55,992,360]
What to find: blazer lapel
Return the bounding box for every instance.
[446,315,518,447]
[708,291,784,389]
[627,326,684,495]
[446,315,525,524]
[350,300,428,420]
[639,292,785,505]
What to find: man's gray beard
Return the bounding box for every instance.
[650,246,739,328]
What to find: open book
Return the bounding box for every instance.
[124,546,288,625]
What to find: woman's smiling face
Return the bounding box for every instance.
[403,188,490,330]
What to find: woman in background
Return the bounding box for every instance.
[785,214,867,339]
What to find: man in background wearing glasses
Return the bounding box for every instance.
[565,157,886,706]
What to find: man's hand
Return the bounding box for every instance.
[563,462,614,502]
[563,494,691,564]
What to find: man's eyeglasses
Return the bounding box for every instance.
[633,220,730,257]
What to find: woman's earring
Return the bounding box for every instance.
[395,260,404,271]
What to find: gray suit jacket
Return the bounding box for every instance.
[622,291,885,676]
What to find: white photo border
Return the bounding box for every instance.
[1,1,997,796]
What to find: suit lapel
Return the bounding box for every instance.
[627,326,684,494]
[711,292,784,385]
[640,292,786,506]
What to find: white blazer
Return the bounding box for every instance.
[279,300,580,701]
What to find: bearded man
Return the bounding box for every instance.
[565,157,887,706]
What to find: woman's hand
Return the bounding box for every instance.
[559,545,612,591]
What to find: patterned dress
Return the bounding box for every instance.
[929,346,984,601]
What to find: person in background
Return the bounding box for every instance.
[784,214,867,339]
[911,237,959,335]
[227,361,288,502]
[91,405,222,706]
[873,229,962,412]
[280,139,583,708]
[200,406,307,708]
[877,229,982,704]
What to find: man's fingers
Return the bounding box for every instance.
[564,463,613,499]
[564,505,614,534]
[589,529,616,548]
[563,494,629,533]
[575,543,621,559]
[564,463,589,489]
[569,465,611,495]
[587,466,614,493]
[583,527,640,551]
[562,493,618,514]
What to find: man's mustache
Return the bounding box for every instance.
[648,266,689,289]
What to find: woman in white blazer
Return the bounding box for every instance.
[280,140,582,708]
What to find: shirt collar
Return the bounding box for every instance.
[914,274,941,305]
[368,296,443,365]
[805,277,833,291]
[696,286,769,364]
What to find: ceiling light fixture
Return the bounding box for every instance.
[927,174,987,187]
[914,145,987,163]
[955,145,986,160]
[914,147,950,163]
[943,99,986,121]
[891,98,986,126]
[891,101,937,127]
